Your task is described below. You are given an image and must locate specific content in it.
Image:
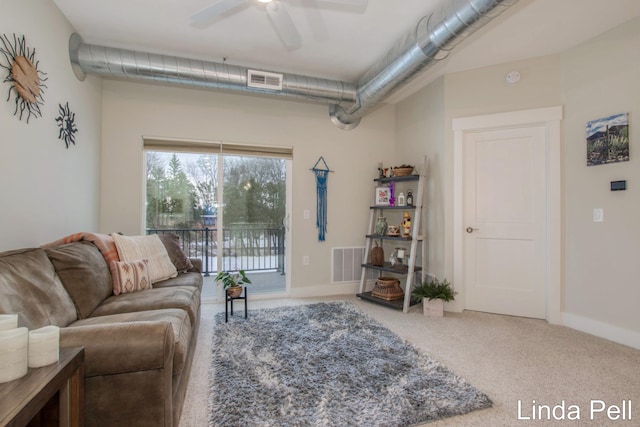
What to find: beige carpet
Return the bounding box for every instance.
[180,296,640,426]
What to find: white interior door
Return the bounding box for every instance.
[463,125,547,319]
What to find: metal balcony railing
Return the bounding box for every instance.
[147,227,285,276]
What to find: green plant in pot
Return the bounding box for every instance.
[411,277,456,317]
[214,270,252,298]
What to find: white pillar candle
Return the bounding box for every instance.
[28,326,60,368]
[0,327,28,383]
[0,314,18,331]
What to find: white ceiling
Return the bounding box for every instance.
[52,0,640,104]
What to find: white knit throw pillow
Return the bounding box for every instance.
[111,234,177,284]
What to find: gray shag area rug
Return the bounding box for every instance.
[208,301,491,426]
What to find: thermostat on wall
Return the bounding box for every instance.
[611,180,626,191]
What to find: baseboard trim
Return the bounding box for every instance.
[290,282,360,299]
[563,312,640,350]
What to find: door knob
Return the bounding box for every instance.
[466,227,479,234]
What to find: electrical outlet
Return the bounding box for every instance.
[593,208,603,222]
[303,256,309,265]
[303,210,310,220]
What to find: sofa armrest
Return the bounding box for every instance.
[60,321,175,377]
[188,258,202,273]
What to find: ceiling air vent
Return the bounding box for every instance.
[247,69,283,90]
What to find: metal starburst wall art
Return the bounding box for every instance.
[55,102,78,148]
[0,34,48,123]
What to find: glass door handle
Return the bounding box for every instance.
[284,213,291,232]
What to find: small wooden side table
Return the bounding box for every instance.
[225,287,248,323]
[0,346,84,427]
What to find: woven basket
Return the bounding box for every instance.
[392,167,414,177]
[371,276,404,301]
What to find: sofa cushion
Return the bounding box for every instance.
[112,234,177,284]
[68,308,192,376]
[0,248,77,329]
[90,285,201,325]
[110,259,151,294]
[157,233,194,273]
[45,241,114,319]
[153,271,203,291]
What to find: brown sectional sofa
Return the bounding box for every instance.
[0,239,202,427]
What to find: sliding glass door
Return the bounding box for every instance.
[145,148,289,299]
[220,155,286,294]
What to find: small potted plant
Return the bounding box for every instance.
[214,270,252,298]
[411,276,456,317]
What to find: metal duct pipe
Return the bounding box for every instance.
[330,0,518,129]
[69,33,357,106]
[69,0,518,130]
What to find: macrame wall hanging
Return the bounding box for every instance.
[310,156,334,242]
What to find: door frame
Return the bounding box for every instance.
[452,106,563,324]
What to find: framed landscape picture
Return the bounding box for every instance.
[375,186,391,206]
[586,113,629,166]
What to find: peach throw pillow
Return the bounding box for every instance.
[111,259,151,295]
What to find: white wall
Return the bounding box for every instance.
[396,17,640,347]
[0,0,102,251]
[100,80,395,293]
[561,18,640,344]
[395,77,445,280]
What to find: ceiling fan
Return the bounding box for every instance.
[189,0,368,50]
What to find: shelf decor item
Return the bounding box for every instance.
[370,241,384,266]
[406,190,414,207]
[371,276,404,301]
[392,165,414,177]
[391,247,408,272]
[310,156,334,241]
[402,211,411,237]
[387,225,400,236]
[375,216,388,235]
[375,186,391,206]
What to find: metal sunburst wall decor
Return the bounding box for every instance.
[0,33,48,123]
[55,102,78,148]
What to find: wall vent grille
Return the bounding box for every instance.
[247,69,283,90]
[332,247,367,284]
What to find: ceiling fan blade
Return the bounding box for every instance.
[266,1,303,50]
[189,0,249,27]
